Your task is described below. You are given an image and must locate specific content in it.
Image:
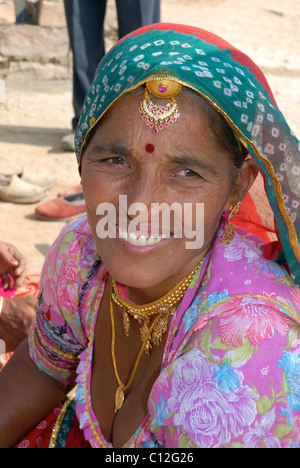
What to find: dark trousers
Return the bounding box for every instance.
[63,0,161,130]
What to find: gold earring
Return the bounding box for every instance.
[221,201,241,245]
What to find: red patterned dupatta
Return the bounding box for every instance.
[15,398,90,448]
[74,23,300,285]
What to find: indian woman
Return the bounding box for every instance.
[0,23,299,448]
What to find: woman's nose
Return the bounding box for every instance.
[126,165,161,210]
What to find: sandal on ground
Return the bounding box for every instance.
[0,174,46,204]
[35,191,86,221]
[18,168,57,190]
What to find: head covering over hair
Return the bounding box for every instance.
[75,23,300,285]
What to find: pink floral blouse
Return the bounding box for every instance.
[28,217,300,448]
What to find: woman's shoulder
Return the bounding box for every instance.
[41,216,105,311]
[37,217,106,348]
[56,215,93,249]
[48,216,98,268]
[189,228,300,328]
[208,228,297,297]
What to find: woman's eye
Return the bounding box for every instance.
[177,167,201,178]
[103,156,127,166]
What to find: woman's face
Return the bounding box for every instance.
[81,88,237,296]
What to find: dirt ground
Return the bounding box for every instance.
[0,0,299,276]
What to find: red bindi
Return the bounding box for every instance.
[145,143,155,153]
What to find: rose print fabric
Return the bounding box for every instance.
[28,217,300,448]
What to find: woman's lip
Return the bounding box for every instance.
[117,225,172,246]
[116,225,173,254]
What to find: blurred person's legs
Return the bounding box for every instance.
[63,0,107,135]
[116,0,161,39]
[62,0,161,151]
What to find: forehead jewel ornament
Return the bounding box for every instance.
[139,76,182,134]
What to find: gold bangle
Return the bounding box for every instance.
[0,296,4,318]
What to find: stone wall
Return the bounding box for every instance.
[0,0,118,80]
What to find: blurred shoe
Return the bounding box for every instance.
[19,168,57,190]
[0,174,46,204]
[62,132,75,152]
[0,170,56,190]
[35,191,86,221]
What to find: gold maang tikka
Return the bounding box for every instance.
[139,76,182,134]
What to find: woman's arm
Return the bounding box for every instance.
[0,340,71,448]
[0,295,37,351]
[0,221,91,447]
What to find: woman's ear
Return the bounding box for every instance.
[224,158,259,212]
[237,158,259,202]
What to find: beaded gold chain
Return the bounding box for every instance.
[111,259,204,354]
[110,259,204,413]
[110,289,159,413]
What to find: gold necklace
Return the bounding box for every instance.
[110,260,205,413]
[111,259,204,354]
[110,286,159,413]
